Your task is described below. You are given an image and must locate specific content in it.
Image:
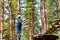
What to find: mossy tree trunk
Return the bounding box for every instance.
[30,1,35,40]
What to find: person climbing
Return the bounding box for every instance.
[16,14,22,40]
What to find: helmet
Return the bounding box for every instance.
[18,15,21,17]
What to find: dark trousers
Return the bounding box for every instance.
[17,22,22,34]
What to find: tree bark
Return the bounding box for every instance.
[18,0,20,14]
[30,2,35,40]
[8,0,13,40]
[28,21,32,40]
[27,1,35,40]
[40,0,48,34]
[12,14,16,40]
[58,0,60,18]
[0,0,4,40]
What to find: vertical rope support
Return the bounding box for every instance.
[40,0,48,34]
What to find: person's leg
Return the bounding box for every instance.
[18,22,22,40]
[18,34,21,40]
[17,29,21,40]
[19,34,21,40]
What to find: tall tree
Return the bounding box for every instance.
[25,0,35,40]
[30,1,35,40]
[40,0,48,34]
[11,0,18,40]
[0,0,4,40]
[8,0,13,40]
[41,0,60,37]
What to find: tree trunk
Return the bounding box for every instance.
[18,0,20,14]
[40,0,48,34]
[12,14,16,40]
[28,22,32,40]
[8,0,13,40]
[12,18,15,40]
[58,0,60,18]
[27,1,35,40]
[30,2,35,40]
[0,0,4,40]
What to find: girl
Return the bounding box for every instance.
[17,15,22,40]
